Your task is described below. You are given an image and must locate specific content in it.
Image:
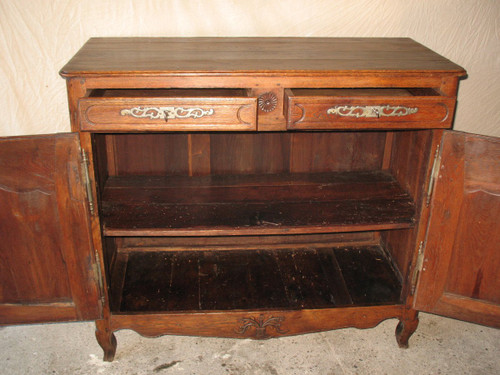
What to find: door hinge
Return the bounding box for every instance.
[92,252,106,307]
[426,144,441,206]
[81,149,95,215]
[411,241,425,295]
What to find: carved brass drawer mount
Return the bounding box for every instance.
[120,106,215,122]
[327,105,418,118]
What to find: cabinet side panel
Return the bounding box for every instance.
[382,130,433,279]
[93,134,110,193]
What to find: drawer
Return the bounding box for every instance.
[285,88,456,130]
[78,89,257,132]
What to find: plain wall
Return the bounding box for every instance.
[1,0,499,137]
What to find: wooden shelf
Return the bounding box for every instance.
[101,171,415,236]
[111,244,402,313]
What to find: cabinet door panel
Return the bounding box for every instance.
[0,133,101,324]
[414,131,500,327]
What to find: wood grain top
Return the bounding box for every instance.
[60,37,466,77]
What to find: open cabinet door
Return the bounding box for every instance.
[414,131,500,327]
[0,133,101,324]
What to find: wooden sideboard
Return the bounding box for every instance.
[1,38,499,361]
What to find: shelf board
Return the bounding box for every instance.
[101,171,415,236]
[111,244,402,313]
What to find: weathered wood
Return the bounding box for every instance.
[95,132,386,177]
[100,133,188,176]
[116,245,401,313]
[0,304,78,325]
[414,131,500,328]
[100,171,415,236]
[381,130,436,285]
[54,37,483,361]
[60,37,465,77]
[334,246,402,305]
[396,309,419,348]
[0,134,99,324]
[109,305,403,339]
[79,89,257,132]
[289,132,386,173]
[285,88,456,130]
[117,232,378,252]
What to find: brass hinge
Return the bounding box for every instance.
[426,144,441,206]
[411,241,425,295]
[81,149,95,215]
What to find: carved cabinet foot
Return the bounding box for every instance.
[395,311,419,348]
[95,319,117,362]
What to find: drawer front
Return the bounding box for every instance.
[285,89,456,130]
[79,96,257,132]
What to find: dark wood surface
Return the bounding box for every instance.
[79,89,257,132]
[114,245,401,313]
[60,37,465,76]
[414,131,500,327]
[99,132,387,177]
[0,134,100,324]
[100,171,415,236]
[285,88,456,130]
[382,130,435,283]
[92,89,250,97]
[116,232,378,252]
[109,305,403,340]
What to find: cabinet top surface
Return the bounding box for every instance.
[60,37,465,78]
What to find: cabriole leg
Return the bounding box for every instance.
[95,319,117,362]
[395,309,419,348]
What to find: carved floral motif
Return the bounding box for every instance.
[235,314,287,339]
[258,92,278,112]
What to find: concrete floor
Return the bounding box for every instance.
[0,313,498,375]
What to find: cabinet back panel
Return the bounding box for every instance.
[289,132,385,173]
[110,134,189,176]
[100,132,386,177]
[209,133,291,175]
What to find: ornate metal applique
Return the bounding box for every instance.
[120,106,214,120]
[235,315,287,339]
[327,105,418,118]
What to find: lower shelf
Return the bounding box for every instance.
[110,244,402,313]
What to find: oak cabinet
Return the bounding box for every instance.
[1,38,498,361]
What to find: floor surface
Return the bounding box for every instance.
[0,313,498,374]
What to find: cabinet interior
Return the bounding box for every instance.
[286,87,442,97]
[88,88,251,98]
[91,129,433,314]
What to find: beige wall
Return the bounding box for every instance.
[1,0,499,137]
